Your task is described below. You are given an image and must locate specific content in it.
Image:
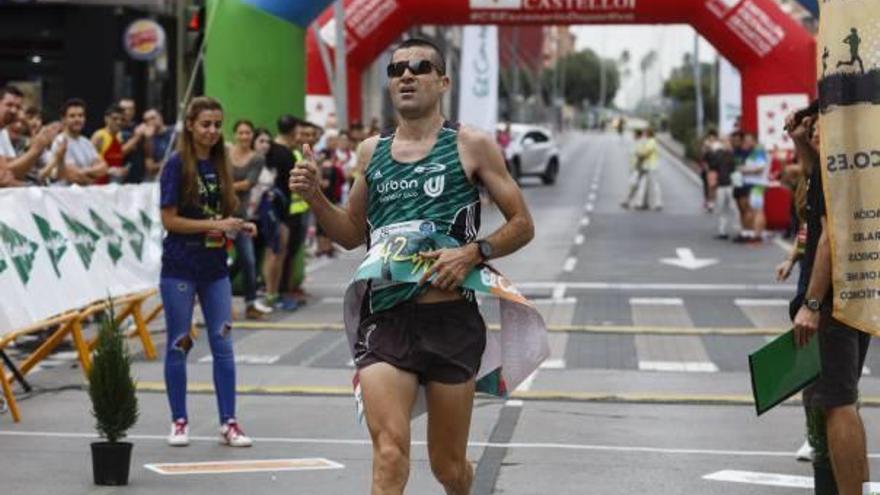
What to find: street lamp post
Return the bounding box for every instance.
[693,32,705,141]
[333,0,348,130]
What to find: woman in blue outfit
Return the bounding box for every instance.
[159,96,255,447]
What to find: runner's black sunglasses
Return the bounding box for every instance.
[386,59,445,78]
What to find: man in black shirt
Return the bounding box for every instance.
[789,113,870,495]
[261,115,300,311]
[704,136,739,239]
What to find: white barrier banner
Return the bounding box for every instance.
[458,25,500,134]
[718,57,742,136]
[0,184,161,334]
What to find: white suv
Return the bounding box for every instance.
[499,124,561,185]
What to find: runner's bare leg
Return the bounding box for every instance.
[427,380,476,495]
[361,362,420,495]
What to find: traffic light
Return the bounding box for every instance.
[184,3,205,60]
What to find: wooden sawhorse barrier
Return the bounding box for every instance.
[0,289,162,423]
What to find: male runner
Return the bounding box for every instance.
[836,28,865,74]
[291,37,534,495]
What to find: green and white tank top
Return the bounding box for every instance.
[364,121,481,312]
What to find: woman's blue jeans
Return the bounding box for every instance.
[160,276,236,425]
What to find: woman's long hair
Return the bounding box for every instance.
[177,96,237,217]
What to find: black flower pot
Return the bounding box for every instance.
[91,441,133,486]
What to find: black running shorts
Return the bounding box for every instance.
[733,184,752,199]
[809,313,871,410]
[353,299,487,384]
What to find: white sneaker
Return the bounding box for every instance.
[795,439,814,462]
[220,419,253,447]
[252,299,273,314]
[167,418,189,447]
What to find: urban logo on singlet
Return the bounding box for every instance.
[364,121,482,311]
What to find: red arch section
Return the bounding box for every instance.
[307,0,816,132]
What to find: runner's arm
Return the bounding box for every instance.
[805,217,832,303]
[793,217,831,346]
[463,127,534,259]
[290,139,373,250]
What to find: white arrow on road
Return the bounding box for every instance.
[659,248,718,270]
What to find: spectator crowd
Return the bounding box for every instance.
[699,127,798,245]
[0,84,374,320]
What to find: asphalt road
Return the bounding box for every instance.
[3,131,879,495]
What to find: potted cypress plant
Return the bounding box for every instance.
[88,303,139,486]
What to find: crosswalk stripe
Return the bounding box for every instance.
[734,299,789,307]
[630,297,684,306]
[631,296,718,373]
[540,359,566,369]
[638,361,719,373]
[737,299,792,329]
[199,355,280,365]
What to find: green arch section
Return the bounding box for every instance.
[205,0,305,135]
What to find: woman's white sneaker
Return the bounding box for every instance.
[220,419,253,447]
[167,419,190,447]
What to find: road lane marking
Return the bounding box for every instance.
[198,355,280,365]
[574,234,585,245]
[580,217,590,227]
[629,297,684,306]
[734,299,789,307]
[144,458,345,476]
[515,370,538,392]
[703,470,812,489]
[659,247,718,270]
[233,321,788,336]
[563,257,578,272]
[516,282,795,292]
[551,284,567,300]
[539,358,566,369]
[136,381,840,406]
[638,361,719,373]
[584,203,594,212]
[8,430,880,458]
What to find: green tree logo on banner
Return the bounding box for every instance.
[115,212,145,261]
[60,211,100,270]
[139,210,153,232]
[0,255,7,276]
[33,214,68,278]
[0,221,40,286]
[89,209,123,265]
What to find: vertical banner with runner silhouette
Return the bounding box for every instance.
[818,0,880,336]
[0,185,161,333]
[458,25,500,134]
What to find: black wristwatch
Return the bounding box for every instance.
[476,240,493,262]
[804,298,822,312]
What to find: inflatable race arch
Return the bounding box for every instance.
[306,0,817,133]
